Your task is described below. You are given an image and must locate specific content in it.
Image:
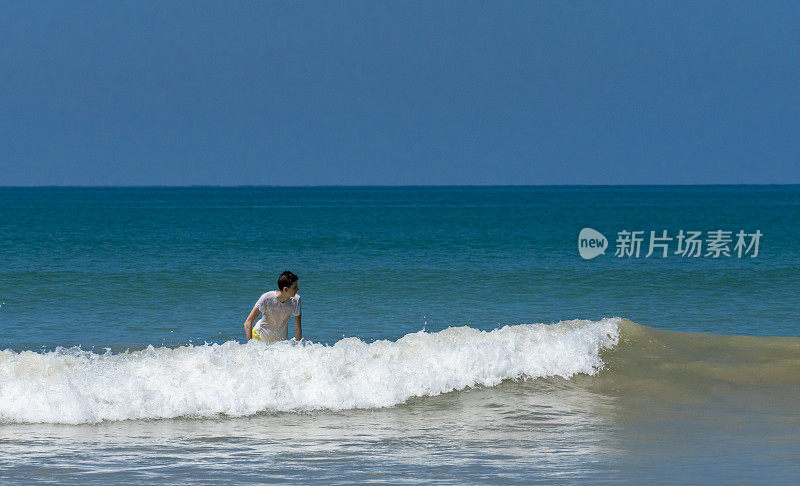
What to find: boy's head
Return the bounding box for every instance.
[278,271,299,294]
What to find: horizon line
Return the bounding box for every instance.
[2,183,799,189]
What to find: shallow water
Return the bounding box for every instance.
[2,319,799,483]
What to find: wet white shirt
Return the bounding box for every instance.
[252,291,302,343]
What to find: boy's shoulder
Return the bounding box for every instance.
[257,290,278,303]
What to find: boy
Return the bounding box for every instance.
[243,271,302,343]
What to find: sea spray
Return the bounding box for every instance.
[0,318,621,424]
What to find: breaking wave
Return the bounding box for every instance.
[0,318,621,424]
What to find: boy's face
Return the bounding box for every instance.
[284,281,299,297]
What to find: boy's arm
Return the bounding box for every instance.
[294,314,302,341]
[243,305,261,341]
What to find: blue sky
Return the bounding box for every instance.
[1,1,798,186]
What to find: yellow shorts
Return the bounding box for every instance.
[251,328,263,342]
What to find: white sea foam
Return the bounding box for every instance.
[0,318,621,424]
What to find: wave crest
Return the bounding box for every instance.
[0,318,621,424]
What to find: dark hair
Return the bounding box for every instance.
[278,271,298,291]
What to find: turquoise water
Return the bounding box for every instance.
[1,186,799,483]
[2,186,798,350]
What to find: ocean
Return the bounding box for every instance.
[1,185,799,483]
